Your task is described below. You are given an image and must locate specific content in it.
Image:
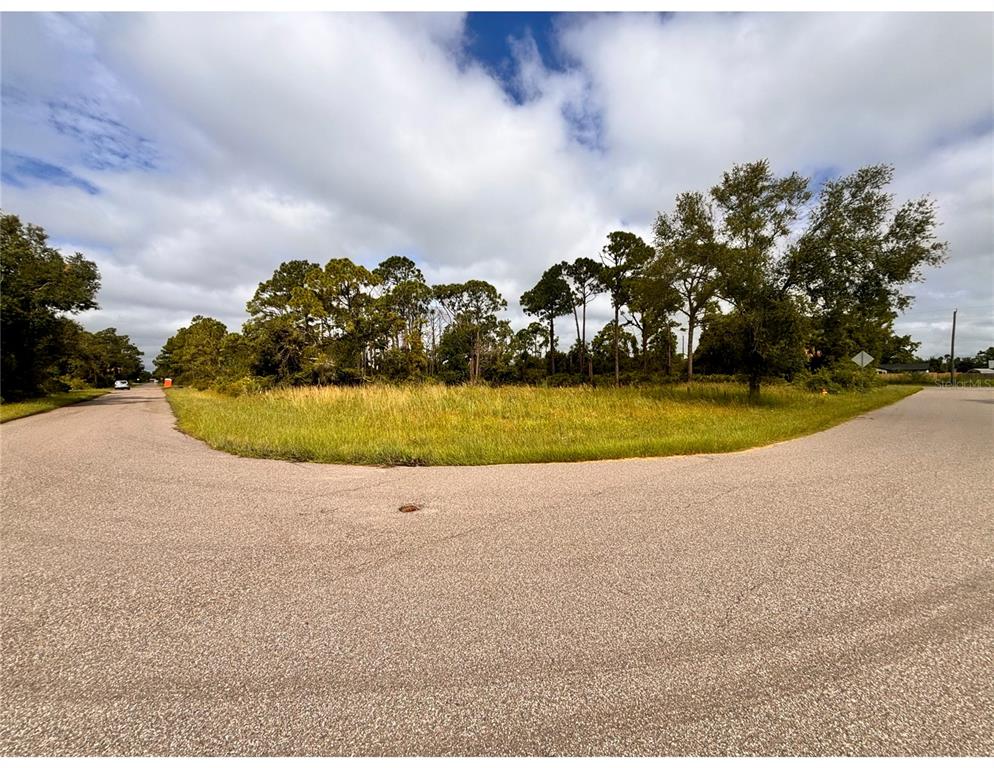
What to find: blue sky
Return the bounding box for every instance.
[1,12,991,366]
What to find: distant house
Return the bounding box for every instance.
[877,362,931,374]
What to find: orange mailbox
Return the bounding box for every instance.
[163,378,173,388]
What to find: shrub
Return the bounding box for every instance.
[213,375,270,397]
[797,362,881,393]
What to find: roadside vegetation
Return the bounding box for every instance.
[167,383,919,466]
[0,388,110,423]
[150,159,959,399]
[1,213,146,405]
[4,160,984,465]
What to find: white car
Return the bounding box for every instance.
[114,379,130,390]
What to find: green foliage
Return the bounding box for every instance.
[591,320,638,372]
[153,315,229,387]
[520,264,573,374]
[1,212,101,398]
[559,256,604,376]
[709,160,812,396]
[652,190,721,380]
[601,231,653,384]
[62,326,144,387]
[433,280,507,383]
[795,361,882,394]
[149,159,947,398]
[793,165,947,364]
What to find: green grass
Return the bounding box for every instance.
[0,389,110,423]
[166,383,920,466]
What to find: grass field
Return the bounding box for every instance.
[167,383,920,466]
[0,389,110,423]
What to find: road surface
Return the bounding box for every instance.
[1,385,992,755]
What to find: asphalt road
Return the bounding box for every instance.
[1,384,992,755]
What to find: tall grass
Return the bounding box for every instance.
[0,388,110,423]
[167,383,919,466]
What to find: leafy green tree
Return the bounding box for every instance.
[653,191,721,381]
[433,280,506,383]
[626,259,681,373]
[515,321,550,362]
[245,260,319,384]
[246,260,318,320]
[218,332,254,383]
[155,315,229,387]
[72,328,144,385]
[520,265,573,375]
[600,231,653,386]
[591,320,638,375]
[559,257,604,378]
[792,164,947,364]
[879,333,922,365]
[1,213,101,398]
[242,313,311,384]
[373,255,432,377]
[710,160,812,397]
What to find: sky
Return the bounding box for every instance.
[1,11,992,367]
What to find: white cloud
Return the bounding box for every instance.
[1,11,991,364]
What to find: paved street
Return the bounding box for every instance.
[1,385,992,755]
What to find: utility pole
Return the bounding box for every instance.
[950,308,957,386]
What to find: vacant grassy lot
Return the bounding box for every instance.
[0,389,110,423]
[167,383,919,466]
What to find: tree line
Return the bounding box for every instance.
[1,158,949,401]
[155,160,946,397]
[1,213,144,400]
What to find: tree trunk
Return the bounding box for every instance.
[474,329,481,383]
[572,304,581,376]
[687,315,696,383]
[581,300,587,380]
[549,316,555,375]
[666,331,672,376]
[641,322,648,373]
[613,304,620,387]
[748,373,761,400]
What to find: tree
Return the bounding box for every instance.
[242,314,311,384]
[372,256,432,378]
[560,257,604,379]
[155,316,229,387]
[246,260,317,320]
[591,320,638,374]
[879,333,922,365]
[653,191,721,382]
[792,164,947,364]
[244,260,317,384]
[515,321,550,361]
[433,281,507,383]
[710,160,812,397]
[626,258,681,374]
[80,328,144,385]
[1,213,101,398]
[600,231,653,386]
[520,265,573,375]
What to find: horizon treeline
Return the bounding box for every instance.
[155,159,948,396]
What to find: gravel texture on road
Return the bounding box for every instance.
[1,385,992,755]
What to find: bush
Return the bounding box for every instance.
[61,376,92,391]
[212,375,270,397]
[796,362,881,393]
